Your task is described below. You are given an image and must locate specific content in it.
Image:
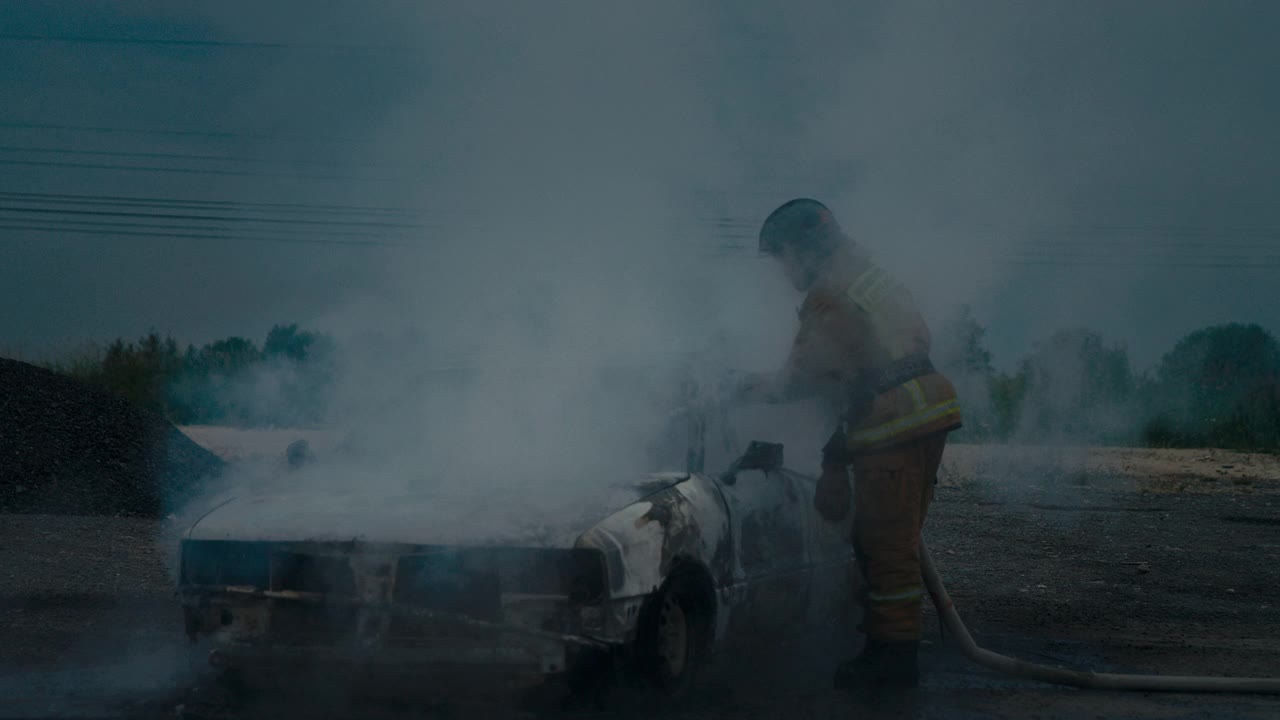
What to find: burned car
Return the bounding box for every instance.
[178,378,861,695]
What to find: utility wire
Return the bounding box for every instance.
[0,224,414,248]
[0,158,418,181]
[0,192,761,228]
[1025,223,1280,237]
[0,121,361,143]
[1015,252,1280,261]
[1020,233,1280,242]
[6,220,1277,264]
[0,33,417,52]
[1012,255,1280,265]
[0,191,423,216]
[708,244,1280,268]
[1017,243,1280,253]
[0,33,791,60]
[0,206,431,229]
[0,144,420,170]
[10,217,419,240]
[1001,258,1280,270]
[1015,240,1280,255]
[8,189,1278,253]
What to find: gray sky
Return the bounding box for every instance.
[1,1,1277,371]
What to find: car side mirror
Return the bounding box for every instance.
[720,441,784,485]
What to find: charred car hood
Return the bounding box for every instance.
[186,473,689,548]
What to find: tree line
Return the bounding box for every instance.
[35,315,1280,450]
[936,308,1280,450]
[44,324,336,427]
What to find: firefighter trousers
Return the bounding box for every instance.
[850,432,948,643]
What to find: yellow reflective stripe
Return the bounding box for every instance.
[854,271,891,308]
[845,265,897,311]
[846,266,883,299]
[864,273,895,306]
[904,380,926,411]
[867,586,923,603]
[848,398,961,446]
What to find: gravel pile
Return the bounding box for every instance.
[0,357,223,516]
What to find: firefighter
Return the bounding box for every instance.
[736,198,961,691]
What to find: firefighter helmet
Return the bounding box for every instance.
[758,198,841,257]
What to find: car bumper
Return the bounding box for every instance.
[183,586,611,691]
[208,640,581,692]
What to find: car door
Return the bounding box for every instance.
[712,467,811,645]
[783,468,859,630]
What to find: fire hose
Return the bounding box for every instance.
[920,541,1280,694]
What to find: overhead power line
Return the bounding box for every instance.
[1019,242,1280,252]
[0,205,430,229]
[1024,238,1280,245]
[0,121,360,143]
[10,217,420,240]
[0,191,423,217]
[0,192,761,227]
[1025,224,1280,237]
[1012,254,1280,265]
[0,145,419,170]
[0,224,414,248]
[1001,258,1280,270]
[0,158,418,182]
[0,33,416,52]
[1015,251,1280,262]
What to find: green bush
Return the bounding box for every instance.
[50,332,183,416]
[988,371,1028,441]
[1142,323,1280,450]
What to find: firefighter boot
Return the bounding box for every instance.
[832,638,919,693]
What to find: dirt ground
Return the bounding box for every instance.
[941,443,1280,494]
[176,426,346,465]
[2,443,1278,719]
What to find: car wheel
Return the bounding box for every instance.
[634,569,710,697]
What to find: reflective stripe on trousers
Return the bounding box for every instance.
[852,432,947,643]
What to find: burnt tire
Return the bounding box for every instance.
[633,568,712,698]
